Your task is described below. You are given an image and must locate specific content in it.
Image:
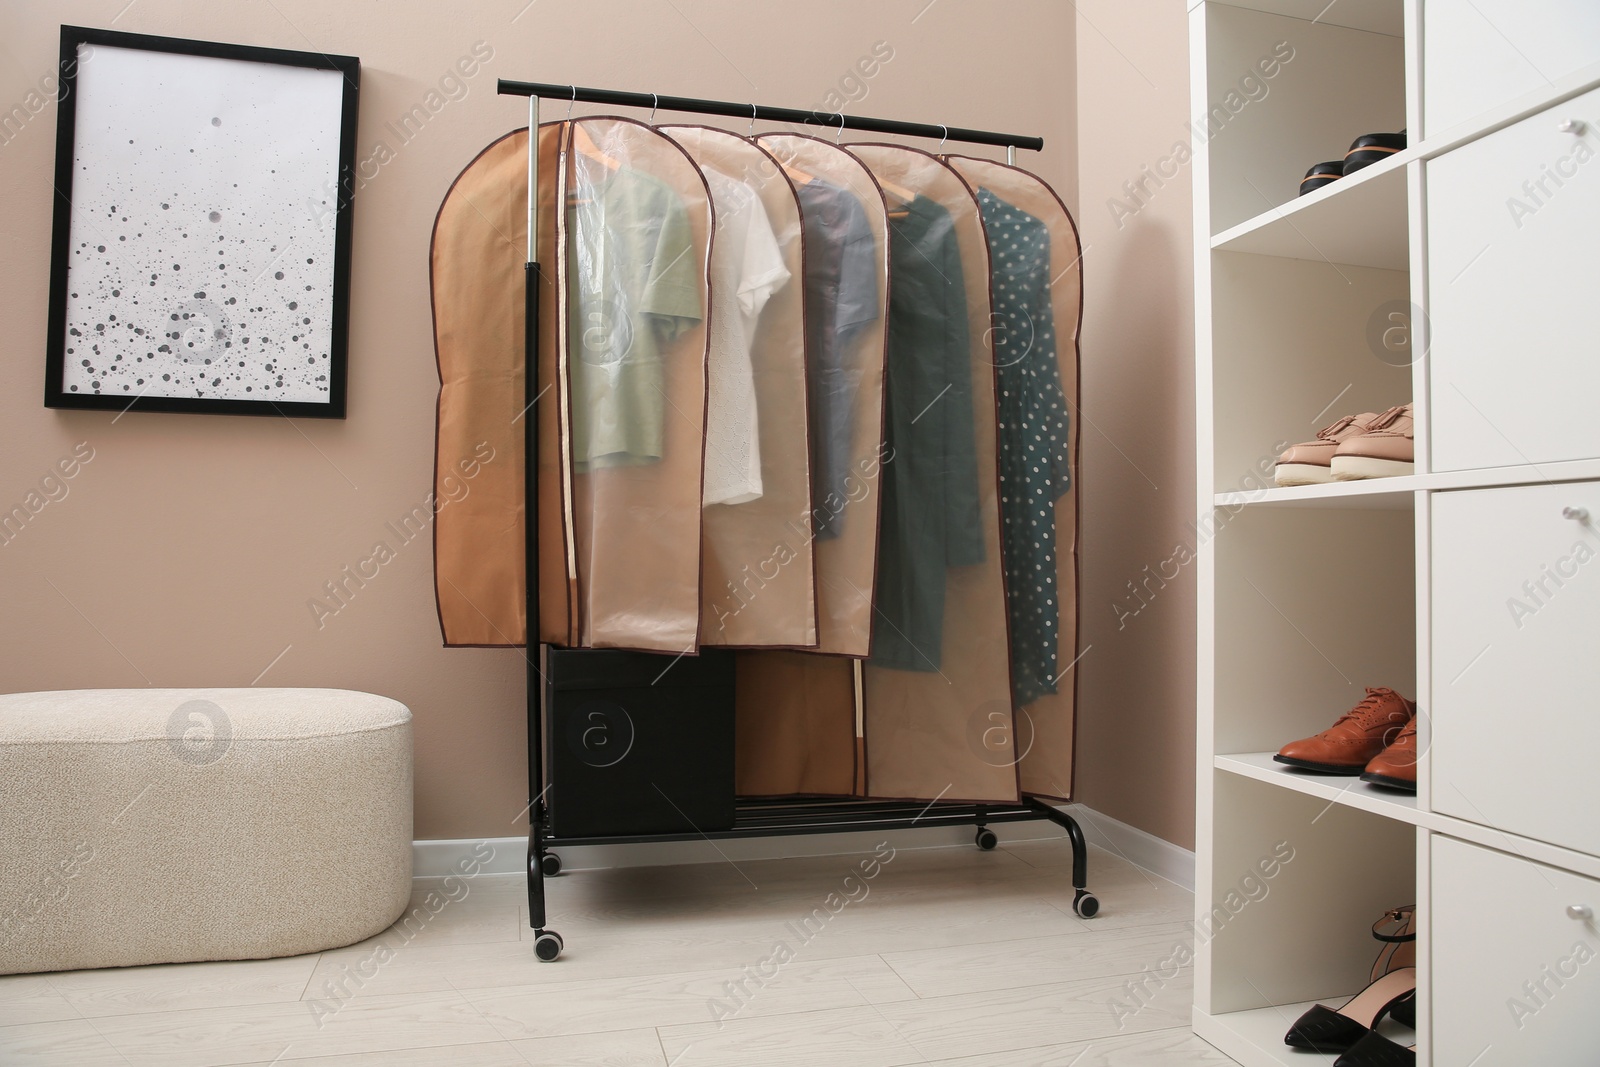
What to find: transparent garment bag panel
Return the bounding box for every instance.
[751,134,890,657]
[561,117,713,652]
[946,155,1083,800]
[432,125,558,648]
[847,144,1019,803]
[659,125,817,649]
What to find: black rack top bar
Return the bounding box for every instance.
[496,79,1044,152]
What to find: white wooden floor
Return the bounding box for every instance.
[0,838,1239,1066]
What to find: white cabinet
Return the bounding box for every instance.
[1193,4,1600,1064]
[1427,85,1600,473]
[1424,0,1600,135]
[1433,836,1600,1066]
[1432,482,1600,856]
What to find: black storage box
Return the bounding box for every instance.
[544,648,736,838]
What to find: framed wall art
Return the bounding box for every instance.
[44,26,360,418]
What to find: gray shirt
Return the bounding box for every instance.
[794,179,880,539]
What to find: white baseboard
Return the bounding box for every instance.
[414,803,1195,891]
[1057,802,1196,892]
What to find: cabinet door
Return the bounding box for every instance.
[1433,836,1600,1066]
[1432,482,1600,856]
[1424,0,1600,135]
[1427,86,1600,473]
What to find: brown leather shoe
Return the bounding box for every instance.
[1275,688,1415,774]
[1361,714,1419,792]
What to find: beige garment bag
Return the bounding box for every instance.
[658,125,817,650]
[732,133,893,797]
[432,124,561,647]
[848,143,1019,804]
[946,155,1083,801]
[558,117,714,653]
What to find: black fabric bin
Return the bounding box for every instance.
[544,648,736,837]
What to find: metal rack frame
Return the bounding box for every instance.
[497,79,1095,962]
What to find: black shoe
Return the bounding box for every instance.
[1343,131,1407,174]
[1300,160,1344,195]
[1284,967,1416,1053]
[1333,1029,1416,1066]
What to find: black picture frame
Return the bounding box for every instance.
[44,26,360,418]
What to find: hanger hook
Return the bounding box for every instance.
[939,125,949,151]
[749,103,758,137]
[566,85,576,122]
[649,92,658,125]
[835,112,846,144]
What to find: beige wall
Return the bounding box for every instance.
[0,0,1089,841]
[1070,1,1199,850]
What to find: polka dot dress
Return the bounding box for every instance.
[976,188,1072,707]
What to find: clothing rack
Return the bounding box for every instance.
[499,79,1095,962]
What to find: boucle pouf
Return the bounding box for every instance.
[0,688,412,975]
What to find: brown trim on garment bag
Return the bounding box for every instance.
[946,154,1086,804]
[431,126,529,648]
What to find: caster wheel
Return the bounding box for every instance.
[974,828,998,851]
[1073,891,1100,918]
[540,852,562,877]
[533,930,564,961]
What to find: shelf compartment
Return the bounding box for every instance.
[1211,149,1410,271]
[1212,506,1414,757]
[1203,4,1406,234]
[1216,752,1420,825]
[1209,250,1410,495]
[1205,775,1415,1018]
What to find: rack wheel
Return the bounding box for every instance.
[974,827,998,851]
[534,930,564,961]
[1073,890,1100,918]
[540,852,562,877]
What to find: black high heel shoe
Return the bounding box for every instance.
[1284,966,1417,1053]
[1367,906,1415,1028]
[1333,1030,1416,1066]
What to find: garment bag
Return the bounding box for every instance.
[735,133,892,798]
[558,118,713,653]
[658,125,817,649]
[432,124,561,647]
[946,156,1083,801]
[848,144,1019,803]
[750,133,891,656]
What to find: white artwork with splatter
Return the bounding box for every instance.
[61,44,345,403]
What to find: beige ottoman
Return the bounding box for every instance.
[0,688,412,975]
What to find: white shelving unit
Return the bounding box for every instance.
[1190,2,1600,1064]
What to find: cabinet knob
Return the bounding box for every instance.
[1563,506,1590,522]
[1568,904,1593,920]
[1557,118,1587,134]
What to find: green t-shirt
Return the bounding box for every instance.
[566,161,703,470]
